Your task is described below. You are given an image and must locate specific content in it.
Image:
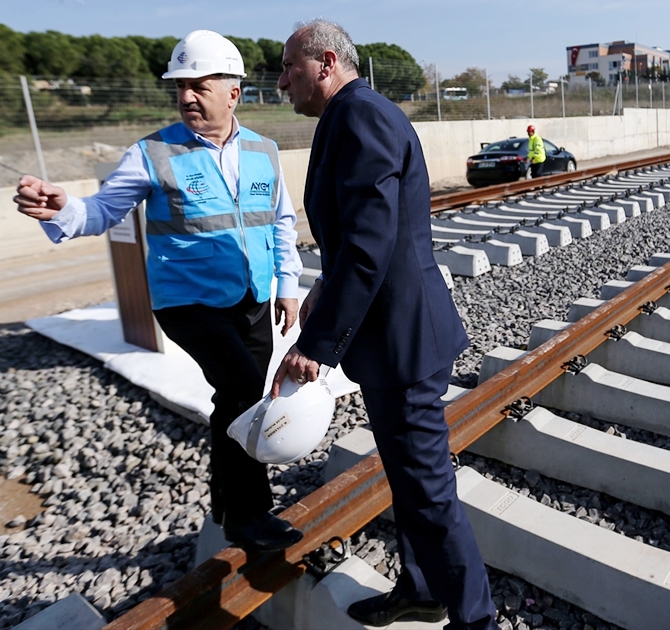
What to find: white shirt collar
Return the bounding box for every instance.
[188,115,240,150]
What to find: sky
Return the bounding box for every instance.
[2,0,669,85]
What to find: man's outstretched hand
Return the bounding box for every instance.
[14,175,67,221]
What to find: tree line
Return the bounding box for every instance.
[3,24,591,107]
[442,67,551,96]
[0,24,424,86]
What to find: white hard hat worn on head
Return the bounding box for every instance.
[163,30,246,79]
[227,376,335,465]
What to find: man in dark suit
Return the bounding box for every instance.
[272,19,497,630]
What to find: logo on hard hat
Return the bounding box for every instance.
[177,51,188,64]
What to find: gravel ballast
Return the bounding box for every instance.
[2,204,670,629]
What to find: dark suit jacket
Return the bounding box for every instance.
[296,78,469,388]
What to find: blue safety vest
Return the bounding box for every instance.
[138,123,280,310]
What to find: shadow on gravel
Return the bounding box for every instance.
[0,325,100,372]
[0,531,199,626]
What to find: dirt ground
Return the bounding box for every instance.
[0,472,45,536]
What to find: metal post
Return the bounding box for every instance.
[485,68,491,120]
[589,77,593,116]
[19,75,48,182]
[663,81,666,109]
[435,64,441,122]
[529,71,534,118]
[635,55,639,108]
[612,81,620,116]
[650,79,653,109]
[561,78,565,118]
[368,57,375,91]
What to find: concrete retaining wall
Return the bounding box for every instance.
[414,107,670,187]
[278,108,670,210]
[0,179,104,261]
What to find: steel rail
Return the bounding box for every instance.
[430,152,670,213]
[445,261,670,447]
[104,454,393,630]
[104,261,670,630]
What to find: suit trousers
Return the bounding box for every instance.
[360,366,497,630]
[153,291,274,524]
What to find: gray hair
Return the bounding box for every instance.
[293,19,359,73]
[218,74,241,89]
[217,74,241,110]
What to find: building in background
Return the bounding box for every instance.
[566,41,670,88]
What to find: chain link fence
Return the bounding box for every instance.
[1,58,669,151]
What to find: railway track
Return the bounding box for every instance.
[100,260,670,630]
[98,155,670,629]
[426,155,670,283]
[4,154,670,629]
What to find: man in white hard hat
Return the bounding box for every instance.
[14,30,304,552]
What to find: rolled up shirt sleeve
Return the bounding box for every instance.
[40,144,152,242]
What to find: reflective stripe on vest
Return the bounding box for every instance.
[142,128,280,236]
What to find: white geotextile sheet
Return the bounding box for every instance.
[26,289,359,424]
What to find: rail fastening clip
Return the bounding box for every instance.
[302,536,350,579]
[503,396,534,421]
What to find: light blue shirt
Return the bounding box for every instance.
[42,117,302,299]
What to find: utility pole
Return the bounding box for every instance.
[529,71,534,118]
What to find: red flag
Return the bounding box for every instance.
[570,46,581,66]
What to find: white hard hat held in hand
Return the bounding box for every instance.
[227,375,335,465]
[163,30,247,79]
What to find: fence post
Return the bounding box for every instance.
[19,75,48,182]
[485,68,491,120]
[435,64,441,122]
[368,57,375,91]
[560,79,565,118]
[635,72,639,108]
[612,81,620,116]
[589,77,593,116]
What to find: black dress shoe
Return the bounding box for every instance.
[223,512,303,552]
[347,588,447,627]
